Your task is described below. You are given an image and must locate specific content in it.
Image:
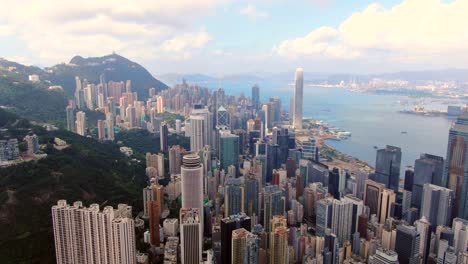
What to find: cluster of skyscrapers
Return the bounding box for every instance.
[53,68,468,264]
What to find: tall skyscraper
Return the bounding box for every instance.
[316,197,334,236]
[252,85,260,111]
[364,179,386,218]
[160,122,168,153]
[269,217,289,264]
[106,112,114,140]
[188,115,205,152]
[75,111,86,136]
[97,119,105,139]
[412,153,444,209]
[231,228,260,264]
[66,105,75,132]
[373,145,401,192]
[219,130,239,176]
[51,200,136,264]
[293,67,303,129]
[180,208,202,264]
[444,109,468,219]
[420,183,454,227]
[221,213,251,264]
[181,154,204,235]
[395,224,420,264]
[216,106,230,127]
[169,145,184,175]
[263,185,285,232]
[224,177,244,217]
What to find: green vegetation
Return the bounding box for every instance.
[155,111,185,126]
[115,129,190,159]
[0,77,68,125]
[0,127,147,263]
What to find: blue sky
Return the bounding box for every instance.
[0,0,466,75]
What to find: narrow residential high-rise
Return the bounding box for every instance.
[293,67,303,129]
[75,111,86,136]
[231,228,260,264]
[51,200,136,264]
[224,177,244,217]
[160,121,168,153]
[66,105,75,132]
[269,217,289,264]
[180,208,202,264]
[444,109,468,219]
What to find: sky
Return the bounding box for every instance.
[0,0,467,76]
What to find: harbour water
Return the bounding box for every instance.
[201,79,461,171]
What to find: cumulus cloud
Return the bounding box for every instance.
[275,0,468,65]
[0,0,220,64]
[240,4,270,20]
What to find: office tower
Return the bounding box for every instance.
[421,183,454,227]
[368,248,399,264]
[216,106,230,127]
[105,112,114,140]
[395,224,420,264]
[404,167,414,192]
[225,177,245,217]
[23,133,39,156]
[316,197,334,236]
[301,137,318,161]
[373,145,401,192]
[75,111,86,136]
[245,175,259,218]
[364,179,386,219]
[252,85,260,111]
[412,154,444,209]
[452,218,468,254]
[269,96,281,124]
[331,199,353,246]
[266,143,280,183]
[180,208,202,264]
[221,213,251,264]
[181,154,204,235]
[379,188,396,224]
[272,128,290,165]
[263,185,285,232]
[51,200,136,264]
[444,110,468,219]
[293,67,303,129]
[160,122,168,153]
[219,130,239,176]
[328,167,346,199]
[343,194,365,235]
[97,120,105,139]
[269,217,288,264]
[66,105,75,132]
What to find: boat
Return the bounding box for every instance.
[401,131,408,134]
[373,146,378,149]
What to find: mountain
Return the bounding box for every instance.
[45,53,169,98]
[0,111,146,263]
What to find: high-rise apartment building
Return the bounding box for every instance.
[231,228,260,264]
[221,213,251,264]
[75,111,86,136]
[51,200,136,264]
[66,105,75,132]
[224,177,245,217]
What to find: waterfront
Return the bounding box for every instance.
[205,80,460,172]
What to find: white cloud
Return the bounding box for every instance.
[275,0,468,65]
[240,4,269,20]
[0,0,221,64]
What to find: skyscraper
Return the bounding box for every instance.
[221,213,251,264]
[216,106,230,127]
[231,228,260,264]
[420,183,454,227]
[51,200,136,264]
[66,105,75,132]
[180,208,202,264]
[373,145,401,192]
[269,218,289,264]
[160,122,168,153]
[224,177,245,217]
[75,111,86,136]
[364,179,386,218]
[293,67,303,130]
[97,119,105,139]
[412,153,444,209]
[252,85,260,111]
[106,112,114,140]
[188,115,205,152]
[444,109,468,219]
[181,154,204,236]
[395,224,420,264]
[316,197,334,236]
[263,185,285,232]
[219,130,240,175]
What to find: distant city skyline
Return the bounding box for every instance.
[1,0,468,75]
